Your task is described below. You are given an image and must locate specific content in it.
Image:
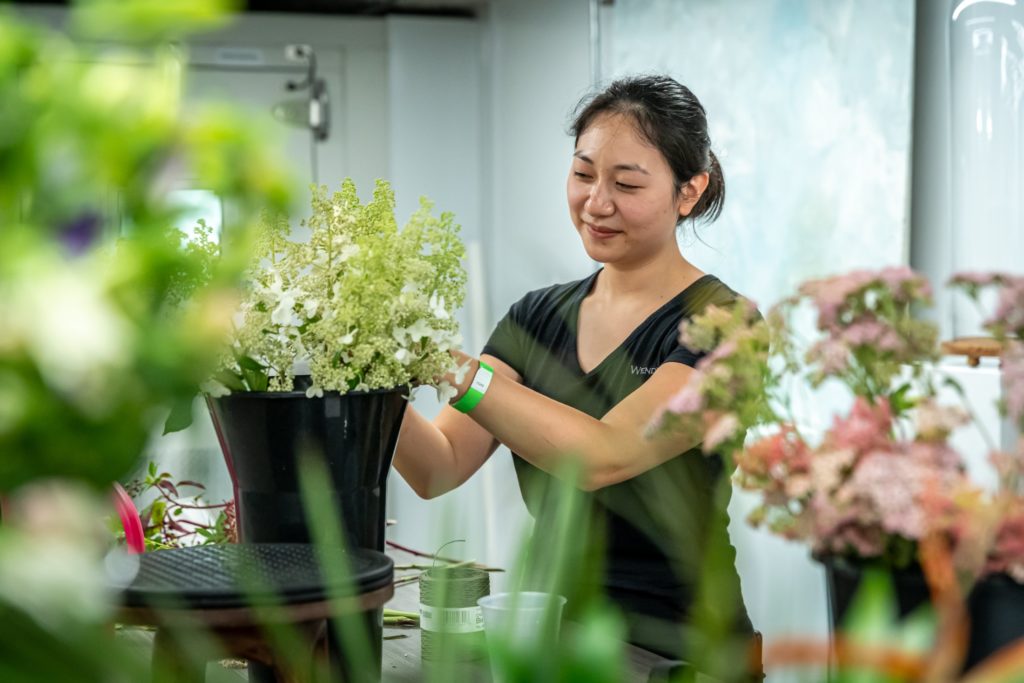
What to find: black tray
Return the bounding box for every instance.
[120,543,393,610]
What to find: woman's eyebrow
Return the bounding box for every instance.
[572,152,649,175]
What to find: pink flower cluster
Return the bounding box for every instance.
[992,279,1024,338]
[950,272,1024,339]
[799,266,931,330]
[797,267,936,390]
[651,300,770,455]
[1004,343,1024,430]
[736,397,973,561]
[735,426,811,507]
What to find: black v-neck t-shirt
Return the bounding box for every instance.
[482,269,752,657]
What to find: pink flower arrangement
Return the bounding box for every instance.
[737,395,971,567]
[655,267,1024,577]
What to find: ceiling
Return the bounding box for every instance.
[14,0,483,17]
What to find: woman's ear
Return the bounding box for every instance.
[677,172,709,217]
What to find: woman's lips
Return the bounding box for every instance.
[586,223,621,239]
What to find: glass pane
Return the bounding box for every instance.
[601,0,915,311]
[949,0,1024,338]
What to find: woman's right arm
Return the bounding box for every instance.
[392,354,520,499]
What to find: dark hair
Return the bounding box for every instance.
[570,75,724,225]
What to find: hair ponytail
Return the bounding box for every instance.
[689,149,725,224]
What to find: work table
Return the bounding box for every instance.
[382,550,669,682]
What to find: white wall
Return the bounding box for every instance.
[11,6,390,195]
[188,12,390,195]
[383,14,512,571]
[481,0,597,317]
[383,0,598,577]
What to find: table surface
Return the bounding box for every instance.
[381,550,667,683]
[118,549,668,682]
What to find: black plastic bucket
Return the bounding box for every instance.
[964,573,1024,671]
[822,556,931,628]
[207,382,406,683]
[823,556,1024,674]
[207,382,408,551]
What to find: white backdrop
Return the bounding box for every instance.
[601,0,917,676]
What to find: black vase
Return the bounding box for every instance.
[207,382,408,551]
[964,573,1024,671]
[822,556,931,629]
[823,556,1024,673]
[208,382,406,683]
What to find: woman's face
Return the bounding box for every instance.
[567,113,704,266]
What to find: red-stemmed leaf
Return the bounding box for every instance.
[156,480,179,497]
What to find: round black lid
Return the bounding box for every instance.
[120,543,393,610]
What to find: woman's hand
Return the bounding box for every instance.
[443,350,479,404]
[394,352,521,499]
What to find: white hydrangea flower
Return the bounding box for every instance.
[430,328,461,350]
[305,385,324,398]
[406,318,433,342]
[453,360,473,385]
[262,273,300,326]
[429,292,449,320]
[18,263,131,409]
[224,180,466,395]
[338,243,360,262]
[435,380,457,403]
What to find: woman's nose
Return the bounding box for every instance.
[585,182,614,216]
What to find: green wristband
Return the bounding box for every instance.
[451,361,494,414]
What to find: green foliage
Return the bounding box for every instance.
[833,570,936,683]
[0,601,150,683]
[0,2,292,490]
[657,299,774,460]
[72,0,239,42]
[122,461,233,550]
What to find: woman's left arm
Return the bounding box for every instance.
[452,352,699,491]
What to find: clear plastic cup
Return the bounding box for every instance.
[477,591,567,651]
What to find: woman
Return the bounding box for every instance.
[394,75,754,666]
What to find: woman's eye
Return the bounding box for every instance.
[616,182,640,190]
[574,172,592,180]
